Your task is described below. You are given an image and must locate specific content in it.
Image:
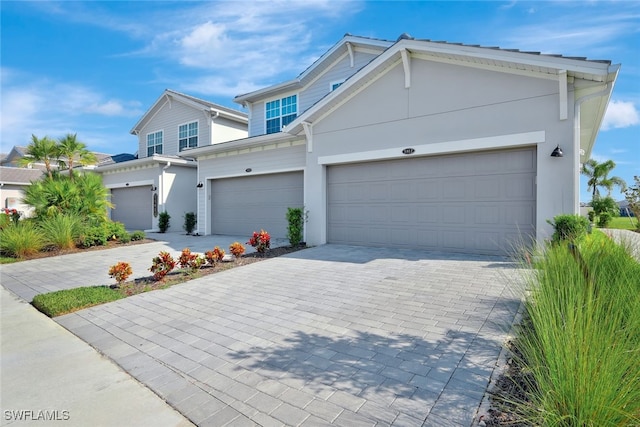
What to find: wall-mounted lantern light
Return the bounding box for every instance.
[150,186,157,192]
[550,145,564,158]
[196,182,204,188]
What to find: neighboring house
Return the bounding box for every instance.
[183,33,618,255]
[0,148,134,217]
[0,166,45,217]
[95,89,248,232]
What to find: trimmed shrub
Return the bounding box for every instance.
[107,221,128,240]
[158,212,170,233]
[130,230,146,241]
[77,224,109,248]
[119,232,131,244]
[548,214,589,243]
[286,207,305,247]
[183,212,196,235]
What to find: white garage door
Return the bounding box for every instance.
[111,186,152,231]
[211,172,303,238]
[327,148,536,255]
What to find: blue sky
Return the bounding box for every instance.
[1,1,638,202]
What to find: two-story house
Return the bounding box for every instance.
[183,34,617,255]
[95,89,247,231]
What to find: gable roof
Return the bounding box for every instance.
[0,166,45,185]
[234,34,393,105]
[278,34,619,164]
[131,89,248,135]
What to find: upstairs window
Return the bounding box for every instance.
[179,121,198,151]
[266,95,297,134]
[146,131,163,157]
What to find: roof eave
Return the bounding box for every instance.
[94,155,196,172]
[179,133,301,158]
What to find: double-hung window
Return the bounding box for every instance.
[179,121,198,151]
[265,95,297,134]
[147,131,163,156]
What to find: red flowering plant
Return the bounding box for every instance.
[149,251,176,281]
[229,242,245,258]
[178,248,204,272]
[108,261,133,286]
[3,208,21,224]
[247,229,270,253]
[205,246,225,266]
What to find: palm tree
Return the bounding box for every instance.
[18,135,58,179]
[581,159,627,199]
[56,133,98,180]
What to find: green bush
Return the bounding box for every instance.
[130,230,146,241]
[0,221,46,258]
[548,214,589,243]
[286,207,305,247]
[587,210,596,223]
[183,212,196,235]
[511,233,640,425]
[119,232,131,244]
[597,211,612,227]
[158,212,170,233]
[77,224,109,248]
[107,221,128,240]
[38,214,83,250]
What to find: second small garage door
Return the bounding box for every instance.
[211,172,303,238]
[111,186,152,231]
[327,147,536,255]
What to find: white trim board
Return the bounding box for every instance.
[317,131,545,165]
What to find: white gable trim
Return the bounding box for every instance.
[318,131,545,165]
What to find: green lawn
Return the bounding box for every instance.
[604,216,638,230]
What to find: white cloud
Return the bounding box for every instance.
[0,73,143,148]
[602,100,640,130]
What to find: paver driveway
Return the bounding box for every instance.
[56,245,522,426]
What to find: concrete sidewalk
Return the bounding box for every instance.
[0,287,193,427]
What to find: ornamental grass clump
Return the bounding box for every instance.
[507,232,640,425]
[248,229,270,253]
[38,214,83,250]
[0,221,46,258]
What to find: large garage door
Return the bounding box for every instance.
[111,186,152,231]
[327,148,536,255]
[211,172,303,238]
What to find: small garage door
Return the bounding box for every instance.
[211,172,303,238]
[327,147,536,255]
[111,186,152,231]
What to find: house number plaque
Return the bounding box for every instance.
[402,148,415,155]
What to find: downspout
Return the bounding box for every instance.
[572,83,613,212]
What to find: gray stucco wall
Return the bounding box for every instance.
[305,58,576,246]
[196,143,306,235]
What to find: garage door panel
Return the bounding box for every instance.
[111,186,152,231]
[327,147,536,255]
[211,172,302,238]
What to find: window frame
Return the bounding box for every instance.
[178,120,199,152]
[264,94,298,134]
[146,130,163,157]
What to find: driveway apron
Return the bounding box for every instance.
[55,244,522,426]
